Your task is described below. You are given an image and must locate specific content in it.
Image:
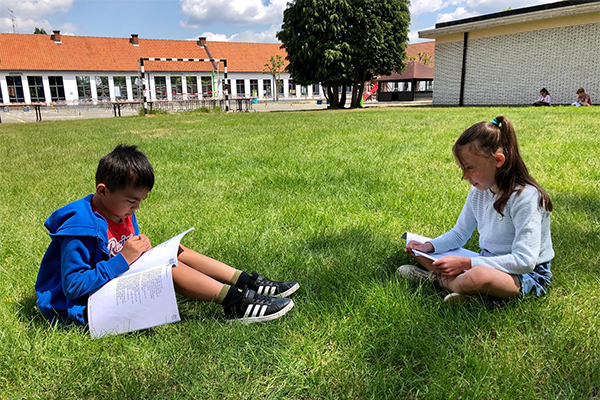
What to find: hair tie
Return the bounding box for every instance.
[490,118,501,127]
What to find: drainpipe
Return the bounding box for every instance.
[459,32,468,106]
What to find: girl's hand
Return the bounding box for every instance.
[431,256,471,277]
[120,235,152,265]
[405,240,434,255]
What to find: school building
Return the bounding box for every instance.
[0,31,436,107]
[0,32,324,106]
[419,0,600,106]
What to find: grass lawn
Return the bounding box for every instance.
[1,105,599,399]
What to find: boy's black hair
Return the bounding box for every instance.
[95,144,154,191]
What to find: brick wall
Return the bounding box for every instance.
[433,22,600,105]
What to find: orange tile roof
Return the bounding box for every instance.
[0,33,287,73]
[0,33,433,73]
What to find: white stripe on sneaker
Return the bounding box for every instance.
[251,305,261,318]
[259,305,267,317]
[244,304,254,318]
[257,286,264,294]
[269,286,276,295]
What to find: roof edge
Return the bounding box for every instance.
[419,0,600,38]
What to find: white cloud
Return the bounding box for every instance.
[436,7,479,23]
[59,22,78,36]
[410,0,449,17]
[0,16,53,34]
[179,0,288,26]
[2,0,73,20]
[198,23,280,43]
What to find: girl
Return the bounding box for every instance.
[532,88,551,106]
[399,116,554,303]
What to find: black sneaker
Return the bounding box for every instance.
[224,288,294,324]
[248,271,300,298]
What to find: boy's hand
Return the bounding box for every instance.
[120,235,152,265]
[405,240,434,255]
[431,256,470,276]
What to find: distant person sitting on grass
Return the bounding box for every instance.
[532,88,551,106]
[397,116,554,304]
[572,87,592,106]
[36,144,299,326]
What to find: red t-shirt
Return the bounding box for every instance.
[92,204,135,258]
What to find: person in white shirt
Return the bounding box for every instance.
[399,116,554,304]
[532,88,551,106]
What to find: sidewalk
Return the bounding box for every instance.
[0,99,433,124]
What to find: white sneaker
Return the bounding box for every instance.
[396,265,436,283]
[443,292,473,304]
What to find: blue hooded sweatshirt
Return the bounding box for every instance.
[35,194,138,325]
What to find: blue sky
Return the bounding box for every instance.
[0,0,556,44]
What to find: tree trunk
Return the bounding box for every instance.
[338,85,347,109]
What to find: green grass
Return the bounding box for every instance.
[1,106,599,399]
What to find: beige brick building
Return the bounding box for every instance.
[419,0,600,106]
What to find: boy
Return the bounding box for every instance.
[36,144,298,326]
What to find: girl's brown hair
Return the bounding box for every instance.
[452,116,552,215]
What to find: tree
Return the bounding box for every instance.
[263,55,285,101]
[33,27,47,34]
[277,0,410,109]
[408,51,432,66]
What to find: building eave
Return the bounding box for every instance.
[419,1,600,38]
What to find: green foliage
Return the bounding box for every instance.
[277,0,410,108]
[263,55,285,101]
[33,27,47,34]
[1,106,599,398]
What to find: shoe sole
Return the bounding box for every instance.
[278,283,300,298]
[226,299,295,324]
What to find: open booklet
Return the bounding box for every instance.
[402,231,479,261]
[87,228,194,339]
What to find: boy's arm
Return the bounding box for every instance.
[60,236,130,300]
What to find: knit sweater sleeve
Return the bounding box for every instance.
[429,188,477,253]
[470,187,543,274]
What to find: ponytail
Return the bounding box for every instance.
[453,116,552,215]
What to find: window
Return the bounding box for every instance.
[277,79,284,95]
[7,77,25,103]
[186,76,198,99]
[263,80,272,97]
[96,76,110,100]
[113,76,127,100]
[201,76,212,97]
[301,85,308,96]
[416,80,433,91]
[49,76,66,101]
[28,76,45,102]
[130,76,142,100]
[288,80,296,96]
[154,76,167,100]
[236,79,245,96]
[312,84,320,96]
[77,76,92,99]
[250,79,258,97]
[171,76,183,99]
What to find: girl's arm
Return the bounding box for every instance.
[429,189,478,253]
[60,236,130,300]
[470,187,545,274]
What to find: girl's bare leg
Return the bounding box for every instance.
[439,266,520,299]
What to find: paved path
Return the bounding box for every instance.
[0,99,432,124]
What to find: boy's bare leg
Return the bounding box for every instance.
[171,261,226,302]
[177,245,238,284]
[438,266,520,299]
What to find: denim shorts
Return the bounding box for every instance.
[518,261,552,297]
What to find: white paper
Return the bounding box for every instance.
[87,228,194,339]
[402,231,479,261]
